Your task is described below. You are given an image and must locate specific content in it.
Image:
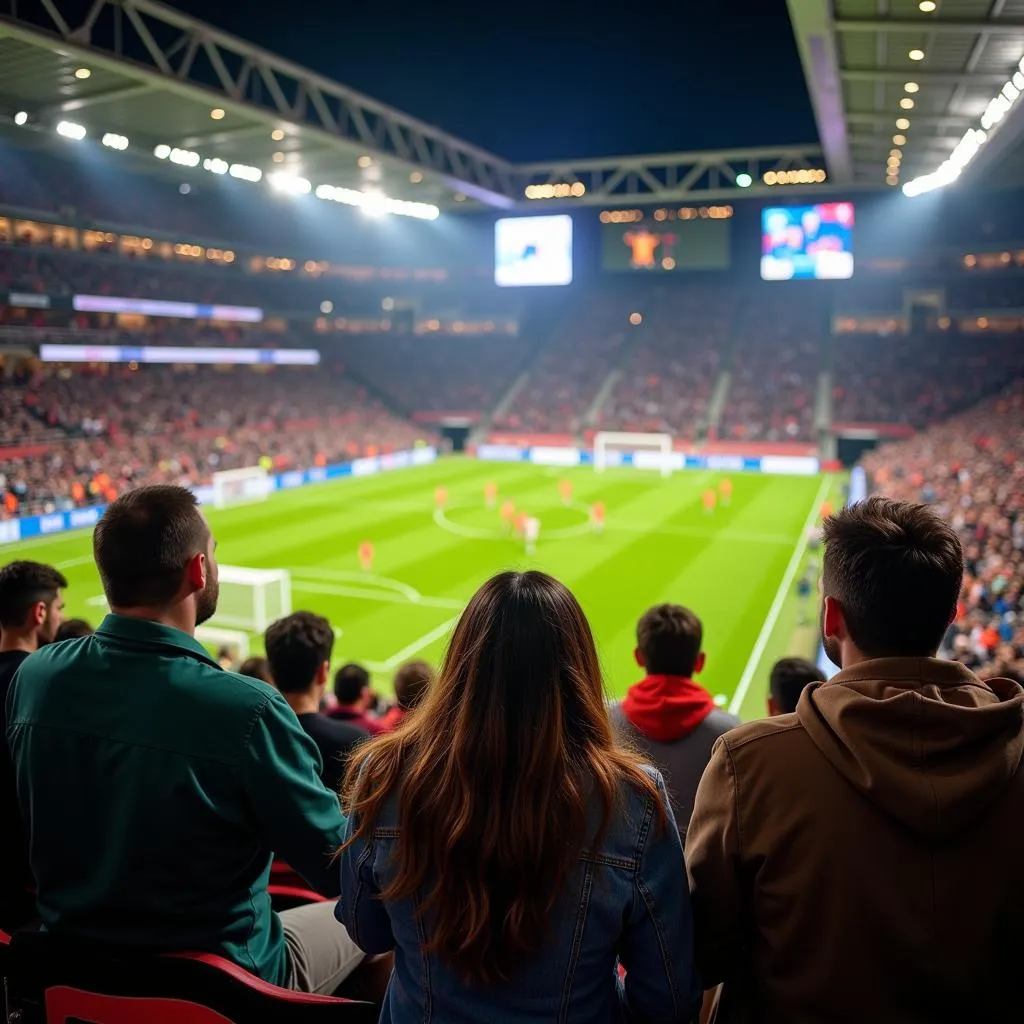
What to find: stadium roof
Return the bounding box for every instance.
[0,0,836,211]
[789,0,1024,192]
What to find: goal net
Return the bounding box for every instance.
[214,566,292,634]
[212,466,272,509]
[593,431,675,477]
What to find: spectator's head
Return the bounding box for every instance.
[634,603,705,678]
[238,656,273,685]
[0,560,67,649]
[342,570,661,984]
[264,612,335,705]
[334,662,371,709]
[393,660,434,712]
[822,497,963,668]
[768,657,826,716]
[54,617,92,643]
[94,485,218,630]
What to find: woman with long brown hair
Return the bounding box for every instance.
[337,570,699,1022]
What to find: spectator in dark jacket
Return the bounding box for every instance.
[768,656,826,716]
[329,662,384,734]
[610,603,738,832]
[264,612,368,795]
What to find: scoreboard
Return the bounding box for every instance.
[600,206,732,272]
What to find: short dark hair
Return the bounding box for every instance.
[238,657,273,684]
[54,618,93,642]
[0,561,68,628]
[822,496,963,658]
[264,612,334,694]
[334,662,370,704]
[93,486,209,608]
[769,657,826,715]
[393,660,434,712]
[636,603,703,676]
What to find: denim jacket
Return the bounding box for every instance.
[337,766,700,1024]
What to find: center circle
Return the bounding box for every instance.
[434,501,594,541]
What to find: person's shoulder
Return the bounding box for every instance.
[701,707,742,737]
[304,712,368,745]
[716,713,807,757]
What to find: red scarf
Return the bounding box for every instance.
[621,674,716,742]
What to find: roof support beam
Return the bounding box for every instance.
[841,68,1008,84]
[835,17,1024,34]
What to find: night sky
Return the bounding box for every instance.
[168,0,818,163]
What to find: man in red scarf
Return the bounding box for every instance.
[610,604,739,833]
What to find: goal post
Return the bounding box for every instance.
[214,566,292,634]
[212,466,272,509]
[593,431,675,477]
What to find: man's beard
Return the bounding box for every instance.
[196,573,220,627]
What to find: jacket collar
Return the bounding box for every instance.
[95,613,220,669]
[829,656,983,690]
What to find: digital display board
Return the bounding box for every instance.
[494,215,573,287]
[602,218,732,272]
[39,345,319,365]
[761,203,855,281]
[73,295,264,322]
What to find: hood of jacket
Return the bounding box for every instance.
[797,657,1024,839]
[621,674,716,743]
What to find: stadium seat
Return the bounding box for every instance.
[267,884,328,912]
[4,931,377,1023]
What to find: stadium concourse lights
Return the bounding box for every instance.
[268,172,311,195]
[904,55,1024,197]
[154,144,200,168]
[56,120,86,141]
[314,182,440,221]
[14,111,28,126]
[735,172,753,188]
[101,132,129,151]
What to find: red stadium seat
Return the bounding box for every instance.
[269,858,307,889]
[4,931,377,1023]
[267,883,328,912]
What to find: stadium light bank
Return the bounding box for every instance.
[903,56,1024,197]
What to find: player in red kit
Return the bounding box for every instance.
[819,499,834,522]
[358,540,375,573]
[719,478,733,506]
[591,501,606,534]
[702,488,717,515]
[434,486,448,510]
[513,511,528,537]
[484,481,498,508]
[558,479,573,506]
[500,499,516,531]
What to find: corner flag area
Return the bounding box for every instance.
[4,460,838,721]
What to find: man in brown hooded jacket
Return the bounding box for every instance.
[686,496,1024,1023]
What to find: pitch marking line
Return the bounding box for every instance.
[433,502,594,541]
[728,475,832,717]
[363,614,461,673]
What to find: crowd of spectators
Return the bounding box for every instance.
[718,291,824,443]
[597,287,730,442]
[338,333,533,416]
[832,332,1024,428]
[862,380,1024,684]
[0,364,430,518]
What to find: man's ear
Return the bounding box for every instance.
[823,595,846,642]
[30,600,47,628]
[634,647,645,669]
[184,551,206,593]
[693,651,706,675]
[767,695,779,717]
[315,660,330,688]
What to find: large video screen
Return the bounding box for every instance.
[494,215,573,287]
[761,203,855,281]
[602,217,731,272]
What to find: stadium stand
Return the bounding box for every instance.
[861,380,1024,684]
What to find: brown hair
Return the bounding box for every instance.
[0,561,67,628]
[636,603,703,676]
[392,660,434,711]
[93,485,209,608]
[822,496,963,658]
[264,611,335,693]
[342,570,661,983]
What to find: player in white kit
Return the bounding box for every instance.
[524,516,541,555]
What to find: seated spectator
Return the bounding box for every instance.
[610,604,738,831]
[238,656,273,684]
[264,611,368,795]
[339,570,699,1022]
[329,662,384,734]
[6,486,364,993]
[0,560,66,931]
[377,660,434,731]
[53,617,92,642]
[767,656,826,716]
[687,497,1024,1021]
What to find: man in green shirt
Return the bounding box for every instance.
[6,485,365,993]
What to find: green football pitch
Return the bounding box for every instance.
[1,458,836,722]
